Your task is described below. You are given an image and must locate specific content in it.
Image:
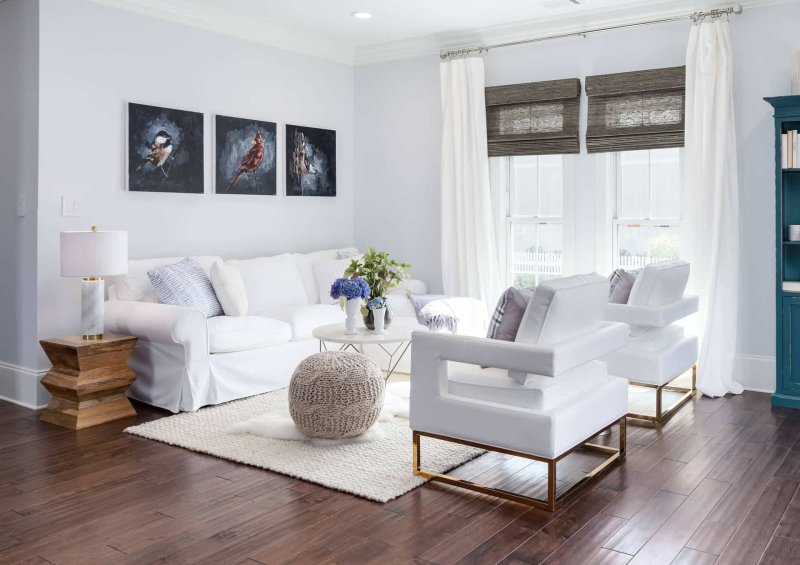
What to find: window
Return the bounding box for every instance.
[611,148,682,270]
[492,155,570,288]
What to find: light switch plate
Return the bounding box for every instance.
[16,194,26,217]
[62,197,80,217]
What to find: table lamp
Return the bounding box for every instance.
[60,226,128,340]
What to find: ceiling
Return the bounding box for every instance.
[89,0,773,65]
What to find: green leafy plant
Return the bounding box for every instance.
[343,247,411,309]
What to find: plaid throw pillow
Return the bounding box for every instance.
[486,290,511,339]
[487,287,535,340]
[608,268,641,304]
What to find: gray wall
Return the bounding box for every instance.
[0,0,40,405]
[35,0,356,359]
[354,55,444,293]
[353,3,800,390]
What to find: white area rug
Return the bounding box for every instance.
[125,384,484,503]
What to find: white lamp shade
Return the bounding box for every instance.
[61,230,129,277]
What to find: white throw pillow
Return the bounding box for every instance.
[515,273,608,346]
[210,261,249,317]
[313,258,355,304]
[291,247,360,304]
[233,253,308,313]
[628,260,690,307]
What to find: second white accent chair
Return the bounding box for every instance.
[604,260,699,428]
[410,274,630,511]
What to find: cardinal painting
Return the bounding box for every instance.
[215,115,277,195]
[127,103,204,193]
[286,124,336,197]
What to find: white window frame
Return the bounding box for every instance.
[490,155,575,288]
[596,149,684,273]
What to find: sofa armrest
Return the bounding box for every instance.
[412,331,557,376]
[105,299,208,349]
[605,295,699,328]
[412,321,628,379]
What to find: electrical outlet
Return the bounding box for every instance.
[62,197,81,217]
[16,194,26,217]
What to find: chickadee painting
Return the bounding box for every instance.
[137,130,174,177]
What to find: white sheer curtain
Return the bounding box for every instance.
[440,56,502,306]
[685,19,743,397]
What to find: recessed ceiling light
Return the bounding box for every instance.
[351,11,372,20]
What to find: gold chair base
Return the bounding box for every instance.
[412,417,626,511]
[627,364,697,429]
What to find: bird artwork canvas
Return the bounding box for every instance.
[127,103,204,193]
[215,115,277,195]
[286,124,336,197]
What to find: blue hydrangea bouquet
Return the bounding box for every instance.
[331,277,370,334]
[330,277,370,306]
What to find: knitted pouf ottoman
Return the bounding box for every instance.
[289,351,385,439]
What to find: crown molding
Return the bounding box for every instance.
[87,0,794,67]
[86,0,356,65]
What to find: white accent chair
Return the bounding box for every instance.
[604,260,699,428]
[410,274,630,511]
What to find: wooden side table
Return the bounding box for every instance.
[39,333,138,429]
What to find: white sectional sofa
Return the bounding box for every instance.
[104,247,430,412]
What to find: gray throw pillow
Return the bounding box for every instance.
[148,258,224,318]
[608,268,640,304]
[487,286,535,341]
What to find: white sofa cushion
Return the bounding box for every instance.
[292,247,359,304]
[605,335,698,386]
[257,304,344,340]
[516,273,609,346]
[210,261,249,317]
[313,258,353,304]
[113,256,222,302]
[628,259,690,307]
[627,324,684,353]
[411,371,628,459]
[207,316,292,354]
[447,361,607,410]
[233,253,308,313]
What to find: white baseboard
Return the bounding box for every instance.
[734,354,776,393]
[0,352,777,409]
[0,361,49,410]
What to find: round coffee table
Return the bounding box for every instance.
[312,319,426,380]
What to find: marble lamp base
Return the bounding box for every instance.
[81,277,105,339]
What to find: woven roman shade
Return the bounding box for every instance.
[485,78,581,156]
[585,66,685,153]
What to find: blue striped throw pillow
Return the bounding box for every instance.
[148,258,224,318]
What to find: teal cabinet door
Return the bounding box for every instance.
[782,297,800,394]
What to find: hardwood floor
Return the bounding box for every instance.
[0,389,799,564]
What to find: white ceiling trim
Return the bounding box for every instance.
[87,0,356,65]
[87,0,793,66]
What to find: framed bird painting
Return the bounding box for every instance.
[286,124,336,197]
[127,102,204,193]
[215,115,277,195]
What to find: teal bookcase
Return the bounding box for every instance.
[766,95,800,409]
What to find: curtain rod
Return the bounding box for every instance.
[440,4,743,59]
